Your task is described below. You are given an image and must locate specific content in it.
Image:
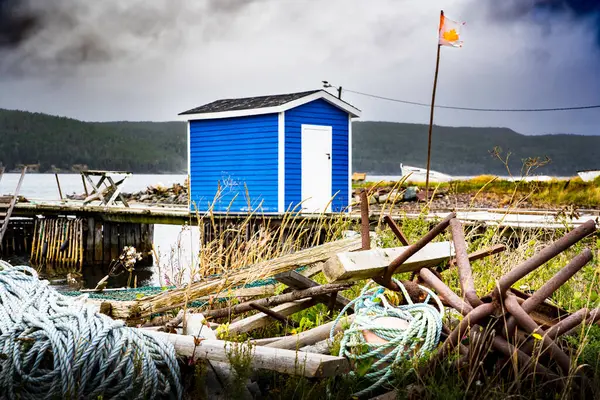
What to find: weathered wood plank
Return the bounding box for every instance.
[94,221,103,265]
[144,331,350,378]
[203,283,351,319]
[275,271,350,310]
[111,222,120,261]
[323,241,455,282]
[250,302,299,327]
[130,237,363,319]
[103,222,112,264]
[266,315,355,350]
[227,299,317,335]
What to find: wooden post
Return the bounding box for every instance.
[425,10,444,201]
[81,174,89,197]
[55,173,63,201]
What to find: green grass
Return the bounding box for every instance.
[165,182,600,399]
[355,175,600,208]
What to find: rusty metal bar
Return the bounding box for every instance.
[504,294,571,374]
[505,249,593,334]
[360,190,370,250]
[419,268,473,314]
[494,219,596,299]
[450,244,507,267]
[449,218,482,308]
[383,215,410,246]
[489,335,557,379]
[381,212,456,288]
[520,308,593,356]
[548,308,600,340]
[434,303,496,361]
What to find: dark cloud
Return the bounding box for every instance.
[0,0,38,47]
[481,0,600,45]
[0,0,263,76]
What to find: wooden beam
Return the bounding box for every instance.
[144,331,350,378]
[266,315,355,350]
[275,271,350,310]
[323,241,455,283]
[227,299,317,334]
[249,303,299,328]
[203,283,350,319]
[131,237,363,319]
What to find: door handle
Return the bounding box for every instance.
[326,153,331,160]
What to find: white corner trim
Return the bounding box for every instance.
[278,112,285,213]
[178,90,362,121]
[187,121,192,209]
[347,115,353,213]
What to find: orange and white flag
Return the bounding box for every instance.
[439,13,465,48]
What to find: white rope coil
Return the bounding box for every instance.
[331,279,444,397]
[0,261,183,399]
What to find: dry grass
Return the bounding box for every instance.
[154,180,600,399]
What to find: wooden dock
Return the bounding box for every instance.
[4,198,597,271]
[11,199,600,229]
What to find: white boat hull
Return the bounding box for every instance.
[577,170,600,182]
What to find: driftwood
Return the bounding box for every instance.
[203,283,351,320]
[145,331,350,378]
[101,237,363,320]
[227,299,318,334]
[323,241,455,282]
[266,315,355,350]
[275,271,351,310]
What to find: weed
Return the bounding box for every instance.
[225,340,254,400]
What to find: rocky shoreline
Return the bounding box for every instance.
[64,182,574,211]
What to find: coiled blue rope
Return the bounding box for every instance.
[0,261,183,399]
[330,278,444,397]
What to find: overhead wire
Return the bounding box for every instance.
[339,88,600,113]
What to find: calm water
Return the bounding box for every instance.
[1,173,200,287]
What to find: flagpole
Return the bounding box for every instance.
[425,10,443,202]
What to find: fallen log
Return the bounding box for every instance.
[323,241,455,283]
[145,331,350,378]
[203,283,351,319]
[100,236,363,320]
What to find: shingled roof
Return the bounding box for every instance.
[178,89,361,118]
[179,90,322,115]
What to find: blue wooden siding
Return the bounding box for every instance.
[189,114,279,212]
[284,99,350,212]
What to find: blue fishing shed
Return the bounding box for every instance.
[179,90,361,213]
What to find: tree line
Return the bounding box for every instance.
[1,108,597,176]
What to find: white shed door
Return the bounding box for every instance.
[301,124,333,213]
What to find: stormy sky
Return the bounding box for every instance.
[0,0,599,135]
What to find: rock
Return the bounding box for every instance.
[403,186,419,201]
[379,190,403,204]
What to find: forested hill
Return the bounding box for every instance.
[0,108,598,176]
[353,121,600,176]
[0,109,187,173]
